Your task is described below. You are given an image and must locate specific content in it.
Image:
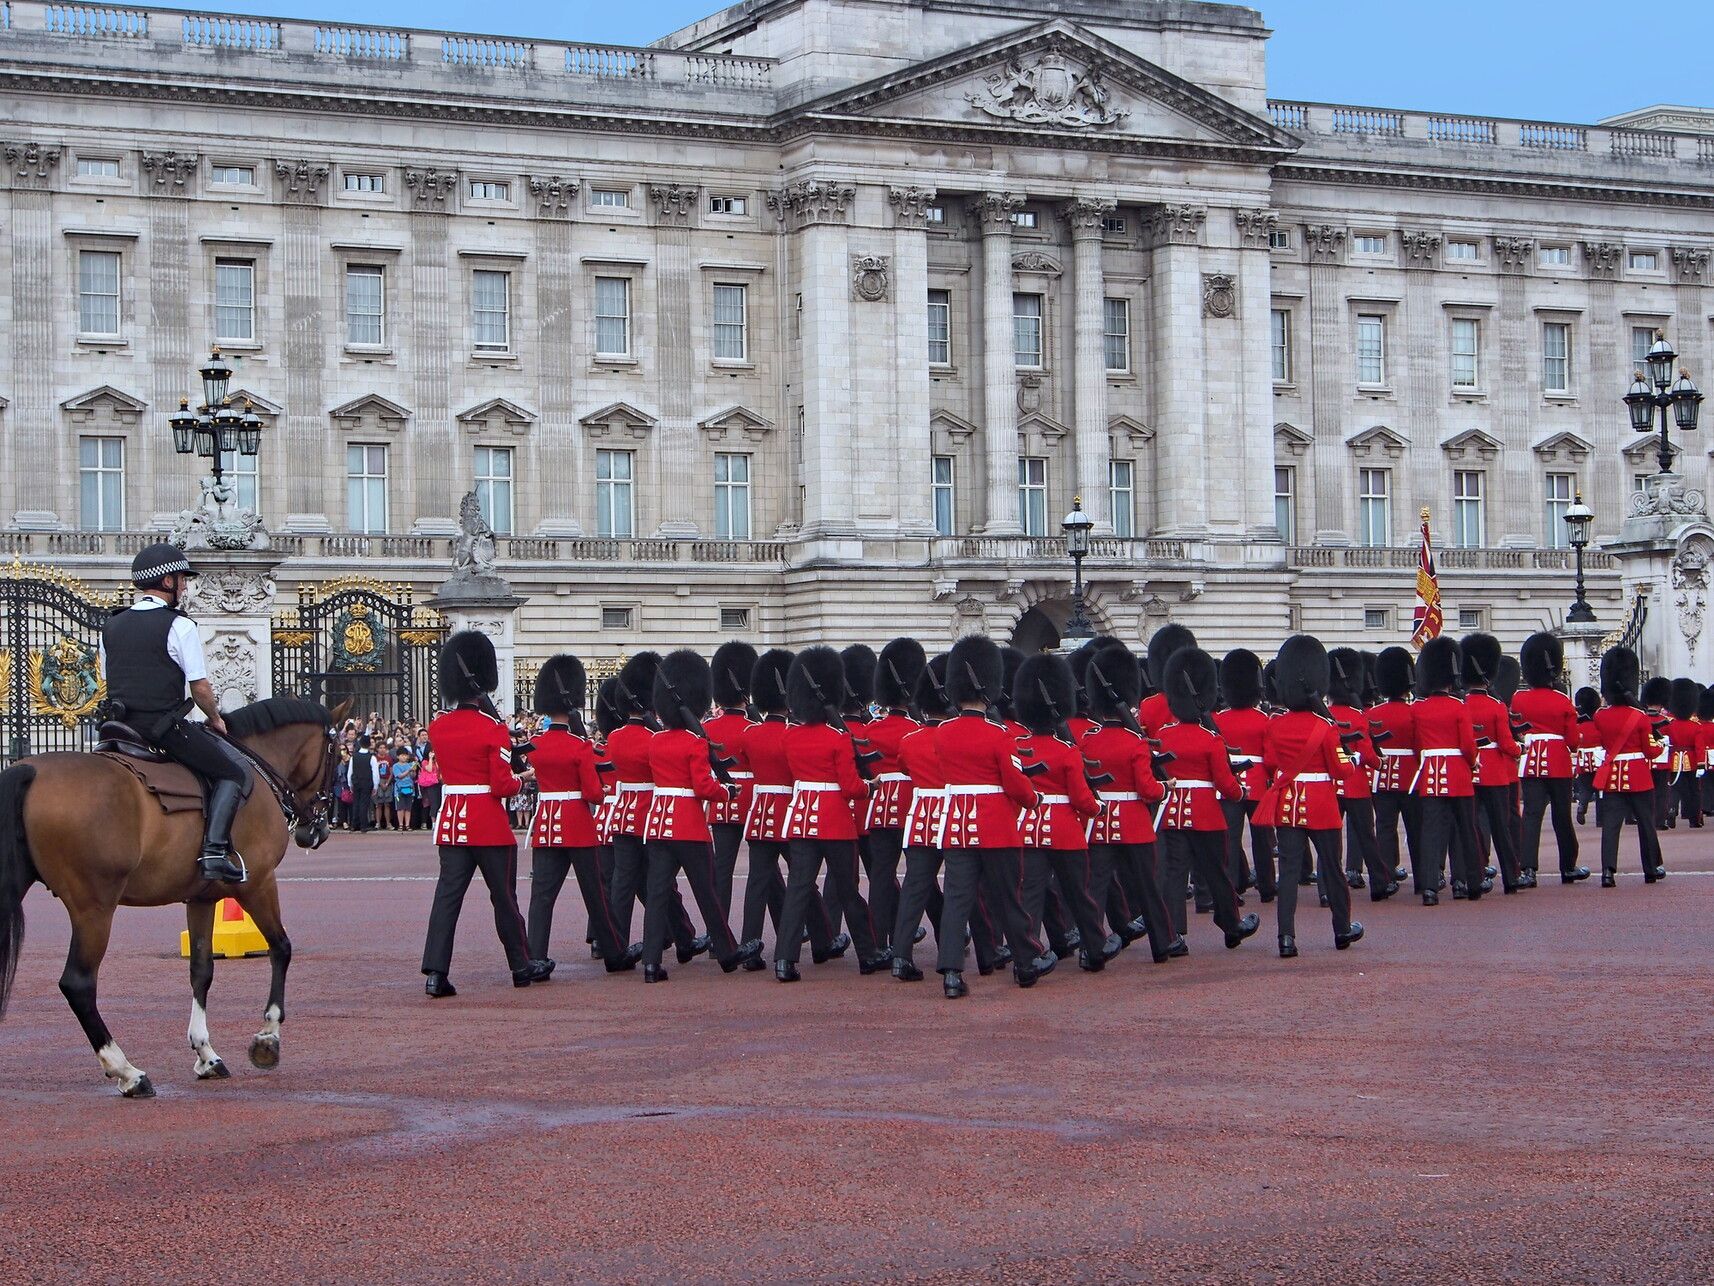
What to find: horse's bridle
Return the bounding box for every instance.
[222,722,341,850]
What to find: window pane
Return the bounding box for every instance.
[932,455,954,536]
[1013,293,1043,367]
[78,250,121,335]
[1271,309,1291,382]
[1356,315,1385,384]
[214,260,255,342]
[78,435,124,531]
[1103,297,1129,372]
[596,450,634,538]
[1358,468,1390,547]
[1274,465,1295,543]
[1109,459,1134,538]
[345,444,387,533]
[712,284,747,361]
[218,450,260,512]
[472,270,509,349]
[1545,472,1573,549]
[595,276,630,356]
[474,446,514,536]
[1543,322,1570,391]
[1451,318,1479,388]
[714,452,751,540]
[1453,471,1483,548]
[1017,456,1047,536]
[346,266,384,346]
[927,289,951,366]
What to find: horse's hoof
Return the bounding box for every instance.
[196,1059,231,1081]
[248,1036,280,1070]
[122,1074,156,1099]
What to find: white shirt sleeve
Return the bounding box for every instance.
[166,616,208,684]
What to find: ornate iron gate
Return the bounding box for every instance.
[271,576,445,723]
[0,560,119,765]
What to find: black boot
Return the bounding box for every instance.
[643,963,669,983]
[720,940,764,973]
[942,969,967,999]
[197,779,248,884]
[423,972,457,998]
[677,934,711,965]
[1335,921,1365,950]
[1278,935,1298,959]
[605,944,644,973]
[1601,870,1617,888]
[774,959,800,982]
[1224,912,1260,949]
[892,957,923,982]
[1561,867,1591,884]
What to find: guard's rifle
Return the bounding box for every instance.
[1028,673,1114,790]
[656,669,738,789]
[1087,657,1144,736]
[723,667,758,724]
[548,666,588,740]
[885,657,924,725]
[456,652,534,771]
[804,668,882,780]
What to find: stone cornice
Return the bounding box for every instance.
[1277,160,1714,212]
[3,140,60,190]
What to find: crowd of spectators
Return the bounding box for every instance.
[330,710,549,832]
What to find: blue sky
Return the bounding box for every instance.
[172,1,1711,125]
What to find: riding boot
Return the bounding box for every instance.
[198,779,248,884]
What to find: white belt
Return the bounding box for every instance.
[1419,749,1461,759]
[727,771,753,781]
[1033,793,1071,806]
[1523,733,1563,744]
[793,781,842,792]
[537,791,583,802]
[751,784,793,796]
[615,781,651,793]
[1379,748,1412,757]
[1169,780,1215,790]
[1612,753,1646,762]
[1098,791,1140,802]
[1228,755,1259,766]
[876,772,910,783]
[440,785,489,797]
[1289,773,1332,783]
[944,785,1003,796]
[653,787,697,798]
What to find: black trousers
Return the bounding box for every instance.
[1600,791,1663,875]
[528,845,627,962]
[1418,796,1483,893]
[588,843,618,945]
[156,720,249,784]
[1373,791,1420,886]
[422,843,531,975]
[1159,829,1243,936]
[710,822,744,916]
[891,845,951,966]
[1341,798,1393,886]
[778,838,879,965]
[1520,778,1579,873]
[1652,769,1673,826]
[1473,786,1522,890]
[350,786,372,829]
[1092,841,1175,958]
[1274,828,1351,940]
[1672,774,1704,828]
[1221,798,1275,898]
[936,848,1042,974]
[862,828,906,949]
[742,838,836,953]
[1021,848,1110,955]
[609,832,694,953]
[642,838,739,968]
[1039,879,1078,954]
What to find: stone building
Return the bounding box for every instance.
[2,0,1709,676]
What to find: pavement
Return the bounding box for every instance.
[2,819,1711,1283]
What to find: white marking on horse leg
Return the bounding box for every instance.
[259,1002,282,1037]
[188,999,224,1077]
[97,1041,147,1093]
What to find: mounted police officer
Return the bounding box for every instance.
[97,543,249,884]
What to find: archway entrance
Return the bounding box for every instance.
[1010,605,1062,655]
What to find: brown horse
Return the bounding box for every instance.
[0,696,345,1097]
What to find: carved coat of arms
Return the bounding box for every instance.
[965,51,1128,130]
[30,635,105,727]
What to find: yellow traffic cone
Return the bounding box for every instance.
[179,898,271,959]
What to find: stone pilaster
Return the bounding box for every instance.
[408,176,454,534]
[1303,223,1348,542]
[181,550,285,710]
[650,183,700,535]
[535,215,580,534]
[889,186,938,536]
[1063,196,1115,532]
[1401,229,1440,540]
[1148,203,1209,536]
[280,202,324,525]
[146,192,192,522]
[4,143,58,526]
[971,192,1024,535]
[1494,249,1532,545]
[1233,207,1280,537]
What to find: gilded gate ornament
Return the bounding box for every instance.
[28,635,105,728]
[332,602,387,672]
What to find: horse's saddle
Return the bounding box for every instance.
[93,721,254,816]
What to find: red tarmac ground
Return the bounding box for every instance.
[2,819,1711,1283]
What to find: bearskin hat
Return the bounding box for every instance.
[840,644,878,714]
[1359,652,1380,707]
[1067,643,1097,716]
[616,651,661,718]
[595,677,624,737]
[1574,686,1600,720]
[1416,637,1461,696]
[1701,685,1714,723]
[1519,632,1563,689]
[1376,646,1415,701]
[999,645,1026,718]
[1262,659,1279,708]
[711,641,758,710]
[1495,655,1521,704]
[1164,646,1218,724]
[1274,635,1330,713]
[749,649,793,715]
[787,646,844,725]
[1327,647,1364,707]
[1220,649,1263,710]
[533,653,586,716]
[875,637,927,709]
[919,653,953,720]
[946,634,1003,707]
[1641,674,1672,710]
[438,629,498,705]
[1014,653,1075,736]
[1086,642,1142,719]
[1670,676,1700,721]
[1600,646,1641,706]
[1460,633,1503,690]
[652,649,712,732]
[1145,623,1197,693]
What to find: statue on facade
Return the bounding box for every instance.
[452,491,499,577]
[170,473,270,552]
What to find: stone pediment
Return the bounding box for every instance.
[457,396,537,435]
[1532,430,1593,462]
[789,21,1294,158]
[698,405,773,441]
[1439,428,1503,461]
[1109,414,1154,445]
[1621,436,1678,465]
[61,385,147,425]
[580,401,656,440]
[227,388,283,418]
[931,409,979,444]
[1346,424,1409,459]
[329,393,410,432]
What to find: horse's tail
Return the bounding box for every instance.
[0,764,37,1019]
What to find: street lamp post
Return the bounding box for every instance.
[169,346,263,488]
[1563,490,1596,624]
[1625,332,1703,474]
[1061,496,1095,642]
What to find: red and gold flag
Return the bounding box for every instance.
[1411,507,1442,649]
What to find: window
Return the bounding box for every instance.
[345,444,387,534]
[601,606,633,630]
[77,249,121,337]
[1011,210,1038,229]
[1634,473,1651,494]
[343,172,384,193]
[1540,245,1571,268]
[927,289,952,366]
[209,164,254,185]
[474,445,514,536]
[1102,297,1130,373]
[214,258,255,343]
[1354,234,1388,256]
[1543,321,1571,393]
[1545,472,1574,549]
[472,270,510,351]
[1109,459,1135,539]
[1356,314,1386,386]
[1632,325,1658,368]
[469,180,510,201]
[1451,317,1480,389]
[78,437,124,531]
[1101,215,1127,235]
[345,265,385,346]
[76,156,119,178]
[1452,471,1484,548]
[924,206,944,224]
[1274,465,1296,543]
[1363,607,1392,631]
[1013,292,1043,367]
[1270,308,1292,382]
[595,449,634,538]
[932,455,955,536]
[218,448,259,512]
[1358,468,1391,547]
[712,283,748,362]
[1268,228,1292,250]
[1017,456,1047,537]
[590,188,630,208]
[1457,607,1486,631]
[720,607,751,631]
[1447,240,1480,261]
[708,195,747,215]
[594,276,631,357]
[713,453,752,540]
[1629,250,1660,272]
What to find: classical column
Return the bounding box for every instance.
[1399,228,1442,537]
[1234,208,1283,537]
[273,159,330,529]
[141,150,200,526]
[1063,196,1116,530]
[532,176,581,534]
[890,185,939,536]
[1303,223,1348,542]
[1493,236,1535,546]
[1147,203,1209,536]
[971,192,1024,535]
[1672,245,1711,504]
[3,142,59,527]
[650,182,700,536]
[404,167,459,535]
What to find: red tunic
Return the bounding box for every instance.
[1366,698,1418,793]
[1155,721,1241,830]
[1212,706,1269,801]
[740,717,794,842]
[1015,733,1100,849]
[1510,687,1578,779]
[643,729,728,842]
[1574,719,1604,775]
[861,711,919,830]
[1410,694,1477,797]
[1466,691,1520,787]
[428,706,522,847]
[1259,710,1343,829]
[1081,723,1165,844]
[1066,714,1098,744]
[702,709,753,826]
[1592,705,1659,792]
[899,724,947,849]
[604,721,655,837]
[1701,721,1714,772]
[1667,717,1702,776]
[933,711,1037,849]
[1137,691,1171,739]
[783,723,869,841]
[528,725,606,849]
[592,743,620,844]
[1327,702,1373,800]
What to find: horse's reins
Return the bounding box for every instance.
[215,724,337,832]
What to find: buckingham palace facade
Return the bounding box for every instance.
[3,0,1711,662]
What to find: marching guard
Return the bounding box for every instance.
[1511,633,1588,883]
[861,638,927,949]
[1592,647,1666,886]
[1213,648,1276,902]
[705,641,759,916]
[1367,647,1421,891]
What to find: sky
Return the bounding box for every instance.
[166,0,1711,126]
